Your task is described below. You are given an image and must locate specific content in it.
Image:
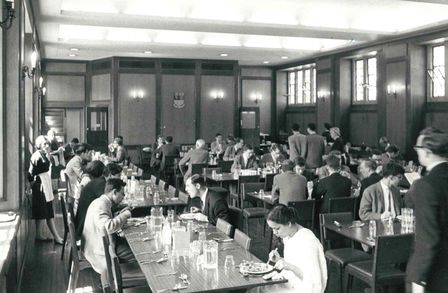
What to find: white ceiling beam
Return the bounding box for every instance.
[41,12,388,41]
[401,0,448,4]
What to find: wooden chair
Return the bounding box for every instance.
[203,167,222,186]
[59,190,69,261]
[234,229,252,250]
[264,173,275,191]
[136,168,143,177]
[191,163,208,177]
[329,197,356,216]
[66,213,92,293]
[150,175,158,185]
[230,175,260,208]
[167,185,178,197]
[345,234,414,293]
[216,218,233,237]
[218,160,233,173]
[288,199,316,230]
[320,213,371,293]
[101,231,147,292]
[240,182,265,208]
[158,179,168,191]
[178,191,189,203]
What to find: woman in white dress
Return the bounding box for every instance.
[254,204,327,293]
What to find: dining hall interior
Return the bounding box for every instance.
[1,0,448,292]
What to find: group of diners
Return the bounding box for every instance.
[26,124,448,293]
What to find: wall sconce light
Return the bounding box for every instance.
[211,90,224,102]
[251,93,262,104]
[317,90,329,102]
[387,84,398,98]
[22,51,37,79]
[35,76,46,98]
[131,90,144,102]
[0,0,15,30]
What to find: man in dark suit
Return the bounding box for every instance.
[260,143,286,167]
[358,162,404,221]
[406,127,448,293]
[355,159,382,219]
[305,123,326,169]
[288,123,307,164]
[159,136,180,172]
[178,139,209,182]
[185,174,229,225]
[230,145,259,173]
[312,153,351,213]
[272,160,307,205]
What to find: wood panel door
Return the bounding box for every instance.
[386,60,407,151]
[161,75,196,143]
[240,107,260,147]
[86,107,108,153]
[316,71,332,134]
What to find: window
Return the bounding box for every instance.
[353,57,377,103]
[287,64,316,105]
[428,45,445,99]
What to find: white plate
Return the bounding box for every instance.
[179,213,196,220]
[240,263,274,275]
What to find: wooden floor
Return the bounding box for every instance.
[20,198,101,293]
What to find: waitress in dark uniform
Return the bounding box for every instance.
[28,135,63,244]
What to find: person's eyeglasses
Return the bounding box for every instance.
[413,145,425,151]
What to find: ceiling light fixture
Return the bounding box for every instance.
[144,51,152,54]
[70,48,79,51]
[263,61,270,64]
[220,53,228,57]
[281,56,288,59]
[68,53,77,57]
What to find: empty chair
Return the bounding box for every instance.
[59,191,69,260]
[136,168,143,177]
[329,197,356,216]
[240,182,265,208]
[320,212,371,293]
[203,167,222,185]
[218,160,233,173]
[167,185,177,197]
[234,229,252,250]
[345,234,414,293]
[158,179,168,191]
[288,199,316,230]
[191,163,208,177]
[264,173,275,191]
[150,175,158,185]
[230,175,260,208]
[228,206,243,232]
[216,218,233,237]
[66,213,92,293]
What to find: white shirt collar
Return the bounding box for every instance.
[200,188,208,210]
[380,180,395,217]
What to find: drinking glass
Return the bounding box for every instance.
[224,255,235,271]
[203,240,218,269]
[259,189,265,197]
[198,231,206,242]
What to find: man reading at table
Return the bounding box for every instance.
[359,162,404,221]
[230,145,259,173]
[185,174,229,225]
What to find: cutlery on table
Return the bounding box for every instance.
[179,274,190,285]
[155,271,177,277]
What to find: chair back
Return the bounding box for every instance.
[101,230,116,292]
[150,175,158,185]
[264,173,275,191]
[158,179,168,190]
[319,212,353,250]
[167,185,177,197]
[288,199,316,230]
[67,213,80,293]
[240,182,264,202]
[372,233,414,279]
[191,163,208,176]
[216,218,233,237]
[65,172,74,198]
[228,207,243,231]
[137,168,143,177]
[218,160,233,173]
[203,167,222,178]
[60,192,69,238]
[234,229,251,250]
[329,197,356,216]
[178,191,189,203]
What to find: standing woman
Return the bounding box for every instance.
[28,135,64,244]
[256,205,327,293]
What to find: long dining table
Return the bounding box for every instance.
[324,218,414,247]
[122,219,287,292]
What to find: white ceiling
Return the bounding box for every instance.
[34,0,448,66]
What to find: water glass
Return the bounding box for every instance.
[259,189,265,197]
[198,231,207,241]
[224,255,235,271]
[203,240,218,269]
[369,220,377,239]
[167,209,175,223]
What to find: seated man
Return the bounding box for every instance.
[82,178,134,284]
[65,143,92,201]
[317,150,358,186]
[75,163,122,239]
[178,139,209,182]
[260,143,286,167]
[185,174,229,225]
[354,159,382,219]
[359,162,404,221]
[312,154,352,213]
[294,157,317,182]
[230,145,259,173]
[272,160,307,205]
[109,136,128,164]
[210,133,227,157]
[381,145,404,167]
[223,137,244,161]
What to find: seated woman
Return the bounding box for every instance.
[253,205,327,293]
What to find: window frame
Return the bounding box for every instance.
[286,64,316,106]
[352,56,378,104]
[427,43,447,102]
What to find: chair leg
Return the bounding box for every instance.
[344,270,353,293]
[68,249,73,276]
[60,230,68,260]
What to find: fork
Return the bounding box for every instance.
[179,273,190,285]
